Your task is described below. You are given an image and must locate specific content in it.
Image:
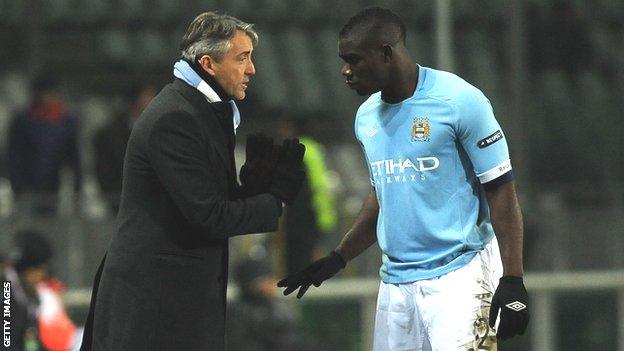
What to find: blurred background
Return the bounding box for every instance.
[0,0,623,350]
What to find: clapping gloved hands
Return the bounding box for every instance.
[239,133,306,205]
[269,138,306,205]
[489,276,530,340]
[277,251,346,298]
[239,133,280,196]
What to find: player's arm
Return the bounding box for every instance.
[336,189,379,261]
[455,88,529,340]
[485,179,529,340]
[485,181,523,277]
[454,87,525,277]
[277,189,378,298]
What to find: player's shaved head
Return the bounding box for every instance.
[339,7,406,49]
[338,7,417,102]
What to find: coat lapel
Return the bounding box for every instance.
[172,79,234,179]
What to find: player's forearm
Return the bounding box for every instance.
[335,190,379,262]
[486,181,524,277]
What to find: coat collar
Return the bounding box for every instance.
[172,60,241,133]
[184,59,232,101]
[172,78,237,128]
[172,78,212,113]
[172,78,235,179]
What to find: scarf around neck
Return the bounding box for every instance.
[173,59,240,133]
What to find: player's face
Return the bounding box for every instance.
[338,37,386,96]
[206,30,256,100]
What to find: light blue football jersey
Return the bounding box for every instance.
[355,65,512,283]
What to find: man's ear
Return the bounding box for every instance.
[382,44,393,63]
[198,55,217,76]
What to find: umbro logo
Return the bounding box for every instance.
[505,301,527,312]
[366,127,378,138]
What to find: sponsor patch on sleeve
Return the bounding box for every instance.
[477,130,503,149]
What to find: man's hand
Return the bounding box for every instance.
[269,138,305,204]
[277,251,346,298]
[239,133,280,196]
[489,276,530,340]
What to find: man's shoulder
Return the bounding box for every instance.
[149,82,194,111]
[423,66,470,88]
[137,85,203,125]
[129,90,202,146]
[356,92,382,118]
[422,67,487,109]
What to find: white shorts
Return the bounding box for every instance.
[373,238,503,351]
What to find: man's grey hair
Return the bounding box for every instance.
[180,12,258,62]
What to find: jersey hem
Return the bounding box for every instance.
[380,251,478,284]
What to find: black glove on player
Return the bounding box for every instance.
[269,138,305,204]
[239,133,280,196]
[489,276,530,340]
[277,251,346,299]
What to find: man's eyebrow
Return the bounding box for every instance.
[237,50,252,57]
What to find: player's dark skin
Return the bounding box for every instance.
[338,34,418,103]
[335,31,524,278]
[279,25,527,343]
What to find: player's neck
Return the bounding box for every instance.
[381,62,419,104]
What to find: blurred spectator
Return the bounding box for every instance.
[7,73,82,215]
[276,113,338,275]
[1,230,81,350]
[528,1,591,78]
[227,257,322,351]
[92,84,157,213]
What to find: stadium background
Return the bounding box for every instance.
[1,0,623,350]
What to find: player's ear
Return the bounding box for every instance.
[198,55,217,77]
[382,44,393,62]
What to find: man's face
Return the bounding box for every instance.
[206,30,256,100]
[339,37,387,96]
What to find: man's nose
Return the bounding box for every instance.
[246,59,256,76]
[341,64,351,77]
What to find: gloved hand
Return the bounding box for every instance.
[269,138,305,204]
[239,133,280,196]
[489,276,530,340]
[277,251,346,298]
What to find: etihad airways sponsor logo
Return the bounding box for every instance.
[370,157,440,175]
[370,157,440,184]
[371,156,440,184]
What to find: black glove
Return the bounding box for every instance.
[489,276,530,340]
[239,133,280,196]
[269,138,305,204]
[277,251,346,298]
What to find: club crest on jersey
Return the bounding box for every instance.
[411,117,430,142]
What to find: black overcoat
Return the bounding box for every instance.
[81,78,280,350]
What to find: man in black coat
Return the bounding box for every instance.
[80,12,305,351]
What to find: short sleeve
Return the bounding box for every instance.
[354,109,376,188]
[455,88,512,185]
[357,140,375,187]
